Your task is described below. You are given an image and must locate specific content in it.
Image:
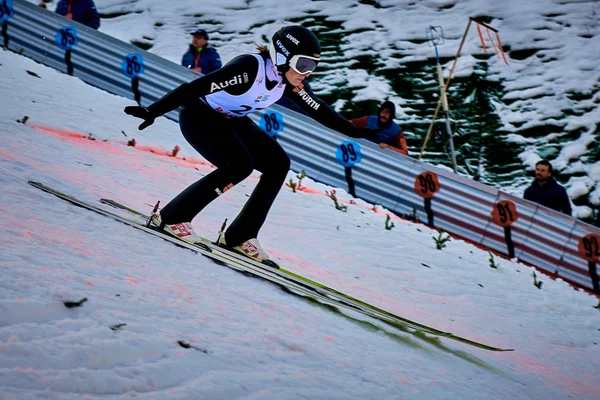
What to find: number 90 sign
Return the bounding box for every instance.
[336,141,361,167]
[414,171,440,199]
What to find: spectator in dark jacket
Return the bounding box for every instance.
[524,159,572,215]
[349,100,408,155]
[55,0,100,30]
[182,28,222,74]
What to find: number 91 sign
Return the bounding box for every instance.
[336,141,361,167]
[491,200,519,227]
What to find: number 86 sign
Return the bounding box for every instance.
[121,54,145,79]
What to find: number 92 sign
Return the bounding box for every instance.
[578,233,600,262]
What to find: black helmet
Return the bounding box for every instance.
[269,25,321,74]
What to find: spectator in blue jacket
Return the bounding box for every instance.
[524,159,572,215]
[55,0,100,30]
[182,29,222,75]
[349,100,408,155]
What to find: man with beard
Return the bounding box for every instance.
[524,159,572,215]
[349,100,408,155]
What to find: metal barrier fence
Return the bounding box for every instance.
[5,0,600,292]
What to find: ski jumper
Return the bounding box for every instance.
[145,53,372,247]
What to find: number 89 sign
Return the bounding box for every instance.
[336,141,361,167]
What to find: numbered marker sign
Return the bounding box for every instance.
[336,141,361,167]
[491,200,519,227]
[414,171,440,199]
[55,26,78,50]
[259,111,283,136]
[121,53,145,79]
[578,233,600,262]
[0,0,14,23]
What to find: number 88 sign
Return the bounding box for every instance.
[259,111,284,137]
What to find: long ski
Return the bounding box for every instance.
[29,181,513,352]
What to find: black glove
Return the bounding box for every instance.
[353,127,381,140]
[124,106,155,130]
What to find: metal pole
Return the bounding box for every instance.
[420,19,473,162]
[430,28,458,173]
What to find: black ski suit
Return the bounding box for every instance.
[142,52,376,247]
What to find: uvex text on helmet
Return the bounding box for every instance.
[269,26,321,72]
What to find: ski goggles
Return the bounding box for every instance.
[289,54,320,75]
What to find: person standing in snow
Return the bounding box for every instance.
[55,0,100,30]
[523,159,572,215]
[124,25,380,263]
[349,100,408,155]
[181,28,222,74]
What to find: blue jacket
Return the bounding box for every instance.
[524,177,572,215]
[55,0,100,30]
[364,115,402,145]
[181,45,222,75]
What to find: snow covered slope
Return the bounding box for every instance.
[1,44,600,399]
